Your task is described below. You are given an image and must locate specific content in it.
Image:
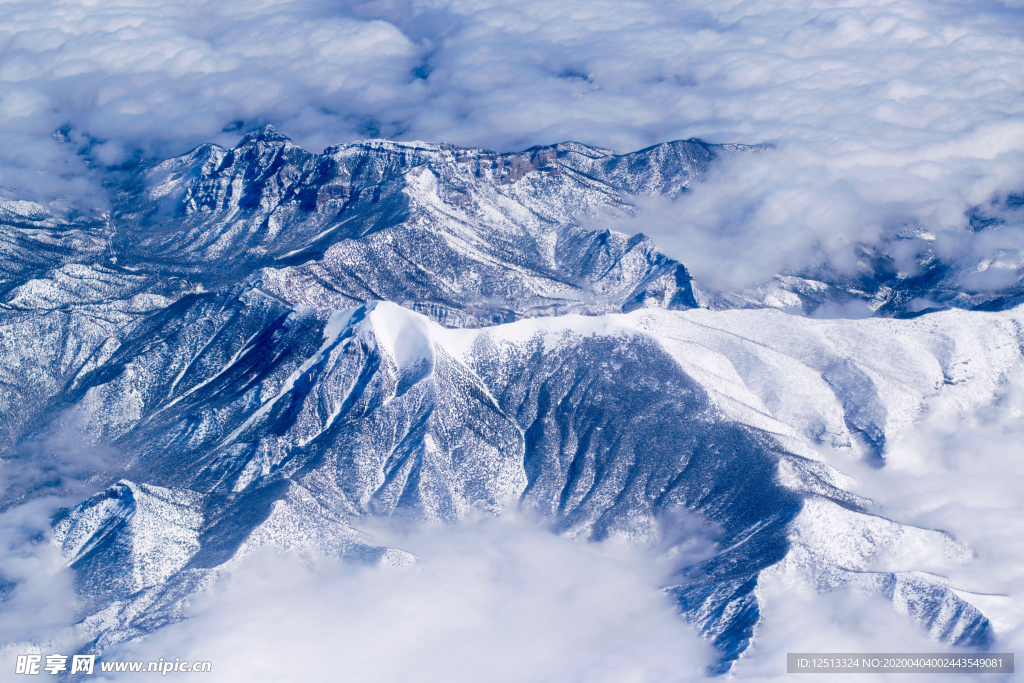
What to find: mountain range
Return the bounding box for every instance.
[2,126,1019,673]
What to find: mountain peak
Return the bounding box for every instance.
[239,124,291,145]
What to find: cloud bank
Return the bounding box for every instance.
[0,414,124,668]
[0,498,79,648]
[847,365,1024,660]
[100,516,715,682]
[733,363,1024,683]
[2,0,1024,286]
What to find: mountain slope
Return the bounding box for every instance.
[41,299,1017,669]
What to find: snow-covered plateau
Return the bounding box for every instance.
[1,127,1021,677]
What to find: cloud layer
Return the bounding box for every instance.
[845,365,1024,661]
[3,0,1024,286]
[102,516,715,682]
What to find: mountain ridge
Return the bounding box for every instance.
[0,127,1017,674]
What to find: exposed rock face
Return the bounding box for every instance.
[109,127,719,325]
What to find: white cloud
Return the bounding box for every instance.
[0,410,121,503]
[0,0,1021,284]
[689,363,1024,681]
[737,589,954,682]
[100,515,715,682]
[0,413,123,666]
[802,364,1024,669]
[0,498,79,648]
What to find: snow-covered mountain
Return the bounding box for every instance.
[1,127,1019,673]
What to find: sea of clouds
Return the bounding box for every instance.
[2,0,1024,287]
[102,516,717,683]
